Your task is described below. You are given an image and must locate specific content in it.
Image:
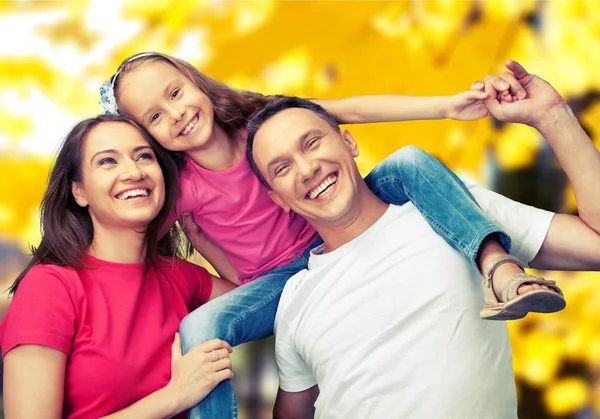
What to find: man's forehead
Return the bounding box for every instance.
[257,108,329,138]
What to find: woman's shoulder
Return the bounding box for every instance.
[16,263,83,298]
[22,263,80,285]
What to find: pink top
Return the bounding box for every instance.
[168,153,317,283]
[1,255,212,419]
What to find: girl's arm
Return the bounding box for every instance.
[3,345,66,419]
[313,91,488,124]
[209,273,238,300]
[312,77,514,124]
[180,214,239,285]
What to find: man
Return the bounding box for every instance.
[246,61,600,418]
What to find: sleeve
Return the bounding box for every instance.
[274,287,317,392]
[466,183,555,266]
[166,175,199,228]
[177,259,213,309]
[2,266,77,357]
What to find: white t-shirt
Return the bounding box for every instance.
[274,185,554,419]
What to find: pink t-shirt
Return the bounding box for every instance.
[169,154,318,283]
[1,255,212,419]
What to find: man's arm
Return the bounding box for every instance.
[535,103,600,234]
[468,184,600,272]
[483,61,600,233]
[479,60,600,270]
[530,214,600,271]
[273,386,319,419]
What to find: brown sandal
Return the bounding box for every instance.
[480,255,566,321]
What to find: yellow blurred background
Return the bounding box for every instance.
[1,1,600,418]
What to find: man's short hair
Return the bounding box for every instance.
[246,96,341,189]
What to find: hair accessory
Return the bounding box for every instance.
[99,53,158,115]
[99,81,119,115]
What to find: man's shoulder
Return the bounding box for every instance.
[274,268,315,330]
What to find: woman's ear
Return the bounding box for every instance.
[71,182,88,207]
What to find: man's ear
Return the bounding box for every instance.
[268,190,291,213]
[71,182,89,207]
[341,129,359,157]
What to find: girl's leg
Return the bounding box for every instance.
[364,145,564,319]
[181,240,320,419]
[364,145,511,263]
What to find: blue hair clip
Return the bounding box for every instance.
[99,81,119,115]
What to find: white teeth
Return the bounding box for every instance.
[181,115,198,135]
[117,189,149,200]
[308,175,337,199]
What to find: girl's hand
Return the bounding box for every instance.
[179,213,202,237]
[166,334,234,413]
[446,73,527,121]
[445,89,490,121]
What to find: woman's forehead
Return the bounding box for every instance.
[85,122,149,153]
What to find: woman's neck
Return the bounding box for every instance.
[186,124,246,171]
[87,225,147,264]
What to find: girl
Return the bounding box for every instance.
[2,115,237,418]
[106,52,565,418]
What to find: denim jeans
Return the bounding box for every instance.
[181,146,510,419]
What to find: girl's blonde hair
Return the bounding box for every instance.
[112,52,282,133]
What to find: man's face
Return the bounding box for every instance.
[252,107,363,225]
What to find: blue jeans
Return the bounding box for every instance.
[181,146,510,419]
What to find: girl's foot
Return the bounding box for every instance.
[480,255,566,320]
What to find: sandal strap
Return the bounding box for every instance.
[483,255,525,289]
[481,255,525,306]
[503,273,563,302]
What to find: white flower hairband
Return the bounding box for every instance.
[99,52,157,115]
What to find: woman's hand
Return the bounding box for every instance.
[166,333,234,412]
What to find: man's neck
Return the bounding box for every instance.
[316,188,390,253]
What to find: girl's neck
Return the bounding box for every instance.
[186,124,246,171]
[87,224,147,264]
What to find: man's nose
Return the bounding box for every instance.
[297,157,319,181]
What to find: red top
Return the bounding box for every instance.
[1,254,212,419]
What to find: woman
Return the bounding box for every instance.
[2,114,236,418]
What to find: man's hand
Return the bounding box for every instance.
[481,60,566,128]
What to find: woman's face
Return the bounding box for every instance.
[71,121,165,231]
[117,60,216,153]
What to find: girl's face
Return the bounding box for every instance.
[71,122,165,231]
[117,60,216,153]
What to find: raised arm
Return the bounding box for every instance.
[311,85,511,124]
[481,60,600,270]
[535,100,600,233]
[273,386,319,419]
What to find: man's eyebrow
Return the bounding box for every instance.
[265,128,323,172]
